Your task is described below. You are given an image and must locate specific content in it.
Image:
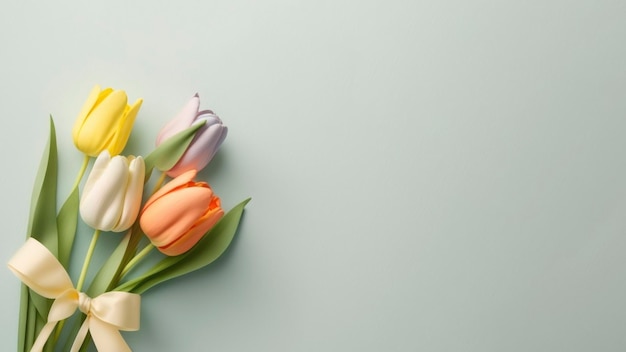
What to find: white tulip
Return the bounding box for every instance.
[80,151,145,232]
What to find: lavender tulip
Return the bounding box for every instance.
[156,94,228,177]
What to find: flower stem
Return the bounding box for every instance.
[117,173,164,280]
[54,228,100,343]
[49,155,91,344]
[71,155,90,191]
[121,243,155,277]
[76,229,101,291]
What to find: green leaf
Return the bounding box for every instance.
[86,232,131,297]
[116,198,250,294]
[27,292,51,347]
[143,121,206,180]
[26,291,47,350]
[86,223,143,297]
[28,116,59,254]
[21,116,58,349]
[57,186,79,270]
[25,298,36,351]
[60,314,92,352]
[17,285,29,352]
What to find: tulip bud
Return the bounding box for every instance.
[140,170,224,256]
[80,151,145,232]
[156,94,227,177]
[73,85,143,157]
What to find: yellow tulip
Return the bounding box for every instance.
[72,85,143,156]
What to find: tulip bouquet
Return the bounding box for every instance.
[8,86,249,352]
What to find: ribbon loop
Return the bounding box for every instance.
[8,238,140,352]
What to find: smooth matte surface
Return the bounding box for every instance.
[1,1,626,351]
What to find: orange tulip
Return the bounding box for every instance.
[140,170,224,256]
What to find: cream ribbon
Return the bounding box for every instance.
[8,238,140,352]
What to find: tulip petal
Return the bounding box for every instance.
[111,156,145,232]
[76,90,128,156]
[166,122,225,177]
[197,114,220,125]
[156,95,200,146]
[80,156,129,231]
[140,186,214,248]
[166,114,227,178]
[72,85,102,143]
[95,88,114,105]
[82,151,112,201]
[158,198,224,256]
[203,120,228,162]
[215,126,228,155]
[108,98,142,156]
[142,169,197,211]
[195,121,227,161]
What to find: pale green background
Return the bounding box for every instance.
[1,1,626,351]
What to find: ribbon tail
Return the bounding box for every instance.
[30,321,57,352]
[89,317,132,352]
[69,317,91,352]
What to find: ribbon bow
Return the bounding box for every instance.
[8,238,140,352]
